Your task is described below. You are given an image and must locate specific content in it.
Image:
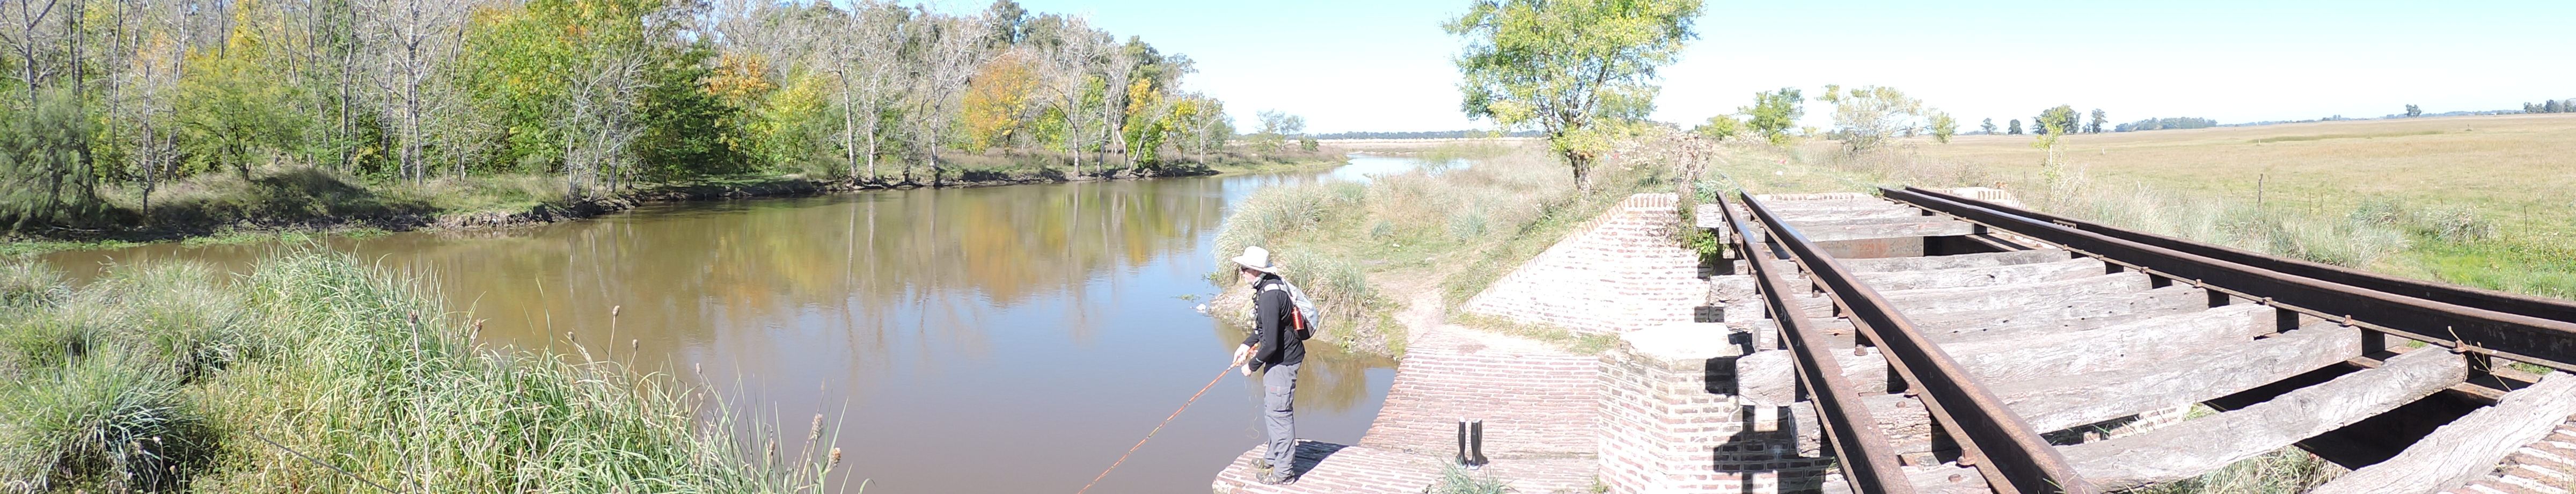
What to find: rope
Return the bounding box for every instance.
[1076,365,1236,494]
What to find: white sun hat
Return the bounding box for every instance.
[1231,246,1282,274]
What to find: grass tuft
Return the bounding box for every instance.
[0,251,855,493]
[1428,463,1511,494]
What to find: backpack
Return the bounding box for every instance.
[1261,280,1322,340]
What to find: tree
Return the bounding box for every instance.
[0,88,103,231]
[1816,84,1925,152]
[906,11,987,185]
[2036,105,2079,136]
[2405,104,2422,118]
[1741,87,1802,145]
[1253,109,1303,154]
[2087,108,2106,134]
[2007,119,2022,135]
[1694,114,1740,141]
[1446,0,1703,191]
[1928,110,1956,144]
[1979,118,1996,135]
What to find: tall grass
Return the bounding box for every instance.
[1209,139,1673,357]
[2128,448,2343,494]
[0,252,850,493]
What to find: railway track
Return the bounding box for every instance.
[1714,187,2576,494]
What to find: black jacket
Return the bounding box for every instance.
[1239,274,1304,369]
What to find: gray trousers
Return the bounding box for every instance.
[1261,362,1300,474]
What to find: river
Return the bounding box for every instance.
[36,155,1437,493]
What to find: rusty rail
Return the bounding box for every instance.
[1904,186,2576,324]
[1715,194,1916,494]
[1741,193,2098,494]
[1884,187,2576,373]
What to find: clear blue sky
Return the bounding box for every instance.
[970,0,2576,134]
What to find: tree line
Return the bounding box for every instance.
[2522,99,2576,114]
[1305,129,1545,140]
[0,0,1251,230]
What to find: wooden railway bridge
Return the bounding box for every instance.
[1722,187,2576,494]
[1213,187,2576,494]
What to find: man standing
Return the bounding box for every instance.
[1229,245,1303,485]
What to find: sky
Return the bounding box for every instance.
[979,0,2576,134]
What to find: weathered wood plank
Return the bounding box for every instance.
[2312,372,2576,494]
[2065,347,2468,490]
[1884,272,2153,314]
[1854,258,2107,292]
[1918,285,2211,344]
[1842,250,2073,273]
[1795,219,1980,243]
[1783,209,1934,225]
[1832,304,2276,393]
[2002,323,2362,432]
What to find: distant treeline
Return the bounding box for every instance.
[2115,117,2221,132]
[2522,99,2576,114]
[1309,130,1545,140]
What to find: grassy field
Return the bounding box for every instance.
[0,251,848,492]
[1906,113,2576,299]
[1691,113,2576,300]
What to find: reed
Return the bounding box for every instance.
[0,251,853,493]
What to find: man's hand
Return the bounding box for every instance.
[1232,344,1254,375]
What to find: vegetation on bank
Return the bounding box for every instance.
[0,148,1342,256]
[0,0,1337,239]
[0,251,849,492]
[1211,139,1684,357]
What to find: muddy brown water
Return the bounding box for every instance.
[38,156,1443,493]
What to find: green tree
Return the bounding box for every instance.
[1816,84,1925,152]
[2405,104,2423,117]
[1446,0,1703,191]
[1253,110,1303,154]
[1979,118,1996,135]
[2036,105,2079,136]
[2087,108,2106,133]
[0,88,103,231]
[2007,119,2022,135]
[1741,88,1803,145]
[1694,114,1741,141]
[1928,110,1957,144]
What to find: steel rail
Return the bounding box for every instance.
[1884,187,2576,373]
[1902,186,2576,324]
[1743,192,2099,494]
[1716,194,1916,494]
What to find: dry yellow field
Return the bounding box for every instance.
[1874,113,2576,298]
[1914,113,2576,230]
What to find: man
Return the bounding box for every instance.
[1229,245,1302,485]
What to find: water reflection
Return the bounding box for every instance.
[36,155,1436,493]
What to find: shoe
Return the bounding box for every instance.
[1257,470,1298,485]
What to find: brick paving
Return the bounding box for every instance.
[1211,323,1606,494]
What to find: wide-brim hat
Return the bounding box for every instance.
[1232,246,1282,274]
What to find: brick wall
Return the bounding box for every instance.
[1597,324,1829,494]
[1466,194,1706,335]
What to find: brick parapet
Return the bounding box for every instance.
[1465,193,1704,336]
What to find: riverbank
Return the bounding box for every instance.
[1206,137,1726,359]
[0,250,848,492]
[2,152,1349,257]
